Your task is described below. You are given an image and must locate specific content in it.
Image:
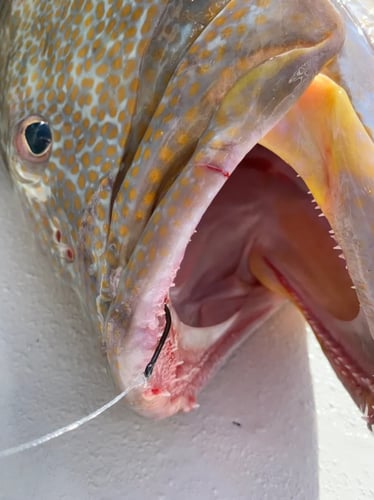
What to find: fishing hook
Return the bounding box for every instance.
[144,303,172,379]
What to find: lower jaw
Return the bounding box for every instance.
[263,258,374,427]
[127,300,281,418]
[106,76,374,423]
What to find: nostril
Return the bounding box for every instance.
[55,229,62,243]
[65,247,75,262]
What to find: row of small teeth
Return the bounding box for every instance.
[308,316,374,393]
[307,189,355,288]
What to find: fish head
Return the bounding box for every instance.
[0,1,147,294]
[2,0,374,424]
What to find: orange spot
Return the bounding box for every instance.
[148,169,161,184]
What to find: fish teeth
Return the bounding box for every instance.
[333,245,342,250]
[328,229,338,243]
[338,253,346,260]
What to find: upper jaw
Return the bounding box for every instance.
[260,74,374,426]
[261,73,374,337]
[96,1,347,418]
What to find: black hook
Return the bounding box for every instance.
[144,304,172,379]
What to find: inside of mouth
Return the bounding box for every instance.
[168,144,374,422]
[171,144,359,327]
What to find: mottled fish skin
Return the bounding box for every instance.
[3,0,367,419]
[1,4,342,314]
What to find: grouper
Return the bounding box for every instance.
[1,0,374,427]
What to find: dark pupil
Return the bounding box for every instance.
[25,122,52,155]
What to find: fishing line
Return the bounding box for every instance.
[0,373,146,459]
[0,304,172,459]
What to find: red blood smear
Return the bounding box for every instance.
[206,164,230,178]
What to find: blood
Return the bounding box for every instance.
[206,164,230,178]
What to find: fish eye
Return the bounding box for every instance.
[25,121,52,155]
[15,115,53,162]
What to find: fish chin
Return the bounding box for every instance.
[105,74,374,423]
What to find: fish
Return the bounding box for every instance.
[1,0,374,426]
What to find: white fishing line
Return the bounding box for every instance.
[0,373,146,459]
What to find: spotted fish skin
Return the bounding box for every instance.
[1,0,257,318]
[1,1,173,317]
[1,1,346,417]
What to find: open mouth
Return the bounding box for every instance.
[104,74,374,426]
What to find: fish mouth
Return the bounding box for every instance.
[103,73,374,424]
